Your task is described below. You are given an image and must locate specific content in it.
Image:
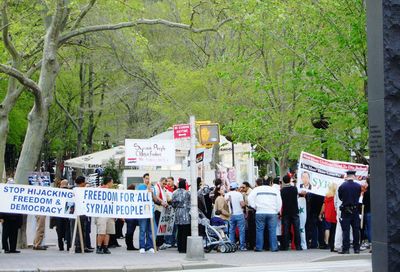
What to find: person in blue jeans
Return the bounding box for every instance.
[225,182,247,250]
[136,173,163,253]
[248,178,282,252]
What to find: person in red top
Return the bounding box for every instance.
[319,183,338,252]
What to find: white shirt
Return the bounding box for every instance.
[248,185,282,214]
[225,191,244,215]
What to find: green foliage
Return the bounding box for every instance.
[103,159,120,184]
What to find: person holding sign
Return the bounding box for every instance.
[0,212,23,253]
[136,173,159,254]
[95,177,115,254]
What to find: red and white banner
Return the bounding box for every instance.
[297,151,368,196]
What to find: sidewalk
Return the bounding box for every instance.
[0,245,372,272]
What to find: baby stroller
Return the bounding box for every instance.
[199,210,237,253]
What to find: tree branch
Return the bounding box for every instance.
[1,0,20,61]
[54,86,80,131]
[0,63,41,97]
[59,18,232,45]
[71,0,96,30]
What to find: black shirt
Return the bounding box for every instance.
[362,187,370,213]
[338,179,361,206]
[280,185,299,216]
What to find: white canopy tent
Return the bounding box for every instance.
[64,146,125,169]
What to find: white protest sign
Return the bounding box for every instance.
[73,187,153,219]
[125,139,175,166]
[157,206,175,236]
[0,184,76,218]
[297,151,369,196]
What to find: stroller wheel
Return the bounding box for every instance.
[219,244,227,253]
[226,243,233,253]
[204,246,213,253]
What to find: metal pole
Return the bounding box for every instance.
[189,115,198,236]
[186,115,205,260]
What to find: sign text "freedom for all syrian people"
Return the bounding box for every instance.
[0,184,76,218]
[74,187,154,219]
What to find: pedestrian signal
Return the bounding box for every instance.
[198,124,220,145]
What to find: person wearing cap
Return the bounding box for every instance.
[225,182,247,251]
[338,170,361,254]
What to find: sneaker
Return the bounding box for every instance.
[103,247,111,254]
[139,248,146,254]
[147,248,155,253]
[159,243,171,250]
[96,247,103,254]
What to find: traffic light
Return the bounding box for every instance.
[198,123,220,145]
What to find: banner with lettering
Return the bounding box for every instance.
[297,151,369,196]
[73,187,154,219]
[0,184,76,218]
[157,206,175,236]
[125,139,176,166]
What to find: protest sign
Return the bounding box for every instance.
[297,151,369,196]
[157,206,175,236]
[28,172,51,186]
[125,139,176,166]
[0,184,76,218]
[73,187,153,219]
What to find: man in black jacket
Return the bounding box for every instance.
[280,175,302,250]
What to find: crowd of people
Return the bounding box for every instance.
[0,170,371,256]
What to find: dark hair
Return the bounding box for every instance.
[160,177,167,182]
[262,177,270,185]
[75,176,86,185]
[273,177,280,185]
[301,171,310,178]
[282,175,291,184]
[197,177,202,188]
[242,181,251,188]
[143,173,149,179]
[255,178,264,186]
[213,178,222,187]
[127,184,136,190]
[178,178,186,189]
[103,176,113,185]
[213,185,222,199]
[167,176,174,181]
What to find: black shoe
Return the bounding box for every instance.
[338,250,350,254]
[96,247,103,254]
[4,250,10,253]
[296,247,303,251]
[84,248,93,253]
[87,246,95,250]
[75,248,82,253]
[354,249,360,254]
[319,245,328,249]
[103,247,111,254]
[9,250,20,253]
[33,246,47,250]
[127,247,139,251]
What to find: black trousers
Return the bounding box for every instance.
[125,219,138,249]
[56,217,71,250]
[246,209,256,250]
[340,212,360,251]
[177,224,191,253]
[155,210,164,247]
[282,214,301,250]
[2,221,19,252]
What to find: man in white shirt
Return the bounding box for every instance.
[225,182,246,251]
[248,178,282,252]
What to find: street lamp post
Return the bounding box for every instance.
[311,114,329,159]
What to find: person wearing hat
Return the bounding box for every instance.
[337,170,361,254]
[225,182,247,251]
